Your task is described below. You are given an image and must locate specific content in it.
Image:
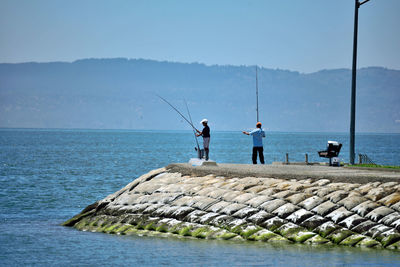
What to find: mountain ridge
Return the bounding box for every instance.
[1,58,399,132]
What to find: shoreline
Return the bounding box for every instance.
[64,163,400,250]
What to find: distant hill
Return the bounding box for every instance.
[1,58,399,132]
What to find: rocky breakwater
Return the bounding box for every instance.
[63,163,400,249]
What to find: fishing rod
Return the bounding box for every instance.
[243,66,261,133]
[256,65,259,122]
[256,66,259,122]
[184,99,202,159]
[157,94,199,132]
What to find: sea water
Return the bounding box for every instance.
[0,129,399,266]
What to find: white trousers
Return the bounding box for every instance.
[203,137,210,149]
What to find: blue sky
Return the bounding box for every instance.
[0,0,399,73]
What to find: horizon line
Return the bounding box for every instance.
[0,57,398,74]
[1,127,399,135]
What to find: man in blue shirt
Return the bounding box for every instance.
[243,122,266,164]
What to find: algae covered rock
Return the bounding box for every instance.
[63,165,400,250]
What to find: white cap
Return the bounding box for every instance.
[200,119,208,124]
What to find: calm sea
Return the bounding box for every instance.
[1,129,399,266]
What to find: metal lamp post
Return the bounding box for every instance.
[350,0,370,165]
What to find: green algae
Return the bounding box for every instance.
[136,222,145,230]
[315,223,340,238]
[339,234,366,246]
[70,214,378,249]
[290,231,316,243]
[204,231,221,240]
[88,218,100,227]
[168,225,182,235]
[156,224,168,233]
[191,227,210,239]
[355,237,381,248]
[216,232,237,240]
[303,234,330,245]
[96,220,106,227]
[231,235,245,241]
[96,222,114,232]
[277,224,305,238]
[263,218,287,232]
[124,227,139,235]
[114,224,134,234]
[104,224,120,234]
[252,230,281,242]
[204,229,226,240]
[74,218,90,230]
[179,226,192,236]
[267,235,292,243]
[386,240,400,250]
[327,229,354,244]
[144,223,156,231]
[67,213,392,251]
[230,225,245,235]
[240,227,262,240]
[227,224,261,240]
[380,233,400,247]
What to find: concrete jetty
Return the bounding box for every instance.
[63,163,400,249]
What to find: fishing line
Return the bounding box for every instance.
[184,99,201,150]
[157,94,199,132]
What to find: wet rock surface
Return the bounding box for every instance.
[64,164,400,249]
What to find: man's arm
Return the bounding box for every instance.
[242,131,250,135]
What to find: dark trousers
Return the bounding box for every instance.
[252,147,264,164]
